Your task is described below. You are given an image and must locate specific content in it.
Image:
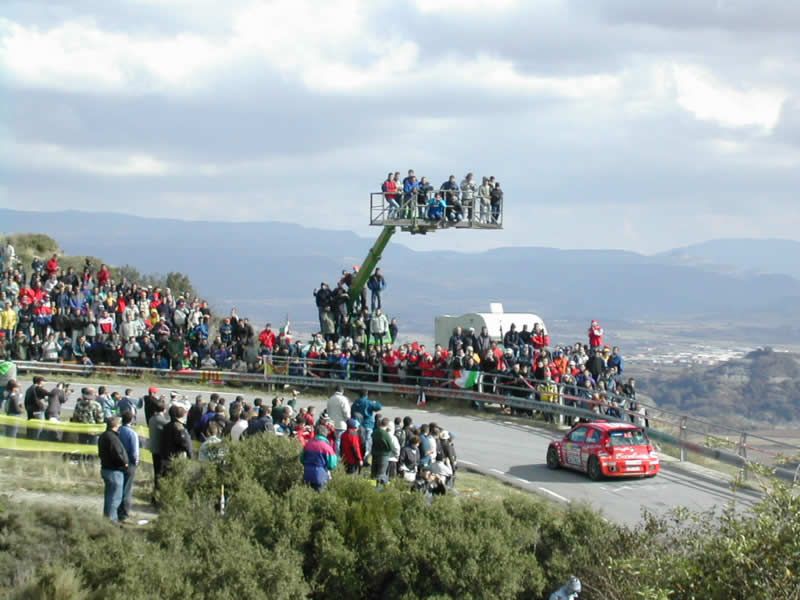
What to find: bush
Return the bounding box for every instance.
[5,234,60,258]
[10,565,87,600]
[3,432,800,599]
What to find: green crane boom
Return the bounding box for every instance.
[348,225,396,310]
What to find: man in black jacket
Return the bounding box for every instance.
[142,386,160,424]
[24,376,47,420]
[159,405,193,475]
[503,324,520,356]
[313,283,332,332]
[98,416,129,522]
[24,376,48,440]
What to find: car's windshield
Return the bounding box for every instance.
[608,429,647,447]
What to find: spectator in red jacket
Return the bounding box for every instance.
[531,323,550,350]
[258,323,276,354]
[46,254,59,277]
[97,264,111,287]
[588,320,604,348]
[381,172,400,218]
[340,418,364,474]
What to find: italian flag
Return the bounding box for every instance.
[454,370,480,389]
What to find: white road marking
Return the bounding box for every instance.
[489,468,505,475]
[503,421,514,425]
[514,477,531,484]
[611,486,632,493]
[537,487,570,503]
[459,460,477,466]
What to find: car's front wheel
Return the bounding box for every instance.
[546,446,560,470]
[587,456,603,481]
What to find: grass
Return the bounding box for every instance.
[0,451,154,503]
[455,470,534,502]
[0,449,546,516]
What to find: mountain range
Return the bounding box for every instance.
[2,209,799,342]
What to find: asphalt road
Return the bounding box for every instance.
[57,382,761,528]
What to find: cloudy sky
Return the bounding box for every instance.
[3,0,799,253]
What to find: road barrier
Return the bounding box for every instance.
[0,414,154,462]
[6,360,799,483]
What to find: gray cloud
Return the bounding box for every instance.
[2,0,799,254]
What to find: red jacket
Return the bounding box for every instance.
[588,324,604,348]
[259,329,276,349]
[98,267,111,286]
[46,258,59,274]
[382,179,399,200]
[341,429,364,466]
[531,333,550,350]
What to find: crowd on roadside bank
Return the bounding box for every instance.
[77,383,457,521]
[0,239,643,425]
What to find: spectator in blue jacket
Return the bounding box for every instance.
[367,268,386,311]
[402,172,419,217]
[300,424,338,491]
[427,193,446,221]
[351,390,383,462]
[608,346,624,374]
[117,410,140,521]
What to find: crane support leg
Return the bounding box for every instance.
[348,225,396,311]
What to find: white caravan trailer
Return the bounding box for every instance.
[434,303,546,348]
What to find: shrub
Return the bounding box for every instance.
[4,432,800,599]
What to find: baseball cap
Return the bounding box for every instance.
[148,386,159,394]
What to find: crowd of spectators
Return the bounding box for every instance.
[381,169,503,225]
[0,242,298,373]
[87,384,457,520]
[261,319,642,424]
[0,239,640,423]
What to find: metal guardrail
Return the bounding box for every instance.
[8,359,799,483]
[370,191,503,231]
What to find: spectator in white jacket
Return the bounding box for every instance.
[370,309,389,347]
[460,172,478,221]
[326,385,351,454]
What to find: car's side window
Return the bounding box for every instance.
[585,429,601,444]
[568,427,588,443]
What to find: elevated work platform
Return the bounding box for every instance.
[370,192,503,234]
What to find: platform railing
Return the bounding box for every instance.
[370,191,503,229]
[9,359,799,482]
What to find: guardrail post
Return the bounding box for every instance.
[738,432,748,480]
[378,362,383,384]
[679,416,688,462]
[556,393,564,427]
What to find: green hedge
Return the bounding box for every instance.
[2,434,799,599]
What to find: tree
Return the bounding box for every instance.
[165,272,196,298]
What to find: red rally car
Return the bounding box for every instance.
[546,421,660,480]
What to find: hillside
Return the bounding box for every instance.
[657,238,800,280]
[634,348,800,426]
[1,232,197,299]
[3,209,800,343]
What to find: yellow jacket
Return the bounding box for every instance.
[538,382,559,404]
[1,307,18,330]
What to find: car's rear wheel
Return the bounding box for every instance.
[546,447,560,470]
[587,456,603,481]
